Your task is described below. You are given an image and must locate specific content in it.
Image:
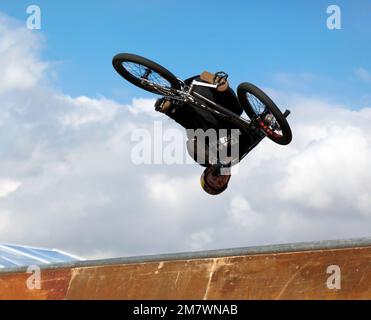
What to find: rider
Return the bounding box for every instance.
[154,71,246,195]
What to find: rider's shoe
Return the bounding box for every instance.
[200,71,229,92]
[155,98,172,114]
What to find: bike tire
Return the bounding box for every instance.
[112,53,181,95]
[237,82,292,145]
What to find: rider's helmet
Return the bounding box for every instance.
[200,165,231,195]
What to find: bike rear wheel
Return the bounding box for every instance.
[237,83,292,145]
[112,53,181,95]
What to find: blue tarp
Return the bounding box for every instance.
[0,243,83,268]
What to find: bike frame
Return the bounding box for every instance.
[161,78,290,134]
[163,79,254,134]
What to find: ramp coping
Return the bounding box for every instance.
[1,237,371,274]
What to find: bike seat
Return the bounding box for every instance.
[200,71,229,92]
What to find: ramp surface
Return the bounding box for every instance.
[1,238,371,299]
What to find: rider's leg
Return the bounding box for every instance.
[214,87,243,116]
[191,75,243,116]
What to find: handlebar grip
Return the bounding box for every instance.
[283,109,291,118]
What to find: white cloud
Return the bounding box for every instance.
[0,179,21,198]
[0,13,371,259]
[127,98,158,115]
[227,195,263,231]
[189,230,213,250]
[279,125,371,210]
[59,95,120,128]
[0,14,48,94]
[0,211,11,233]
[354,67,371,83]
[145,174,184,205]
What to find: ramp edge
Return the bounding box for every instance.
[1,237,371,274]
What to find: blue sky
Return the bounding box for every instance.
[1,0,371,106]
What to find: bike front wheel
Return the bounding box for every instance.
[112,53,181,95]
[237,82,292,145]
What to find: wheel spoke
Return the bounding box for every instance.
[247,93,266,115]
[246,93,283,138]
[122,61,172,89]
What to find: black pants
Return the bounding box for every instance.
[163,76,253,165]
[166,75,243,131]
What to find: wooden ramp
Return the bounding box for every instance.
[1,238,371,299]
